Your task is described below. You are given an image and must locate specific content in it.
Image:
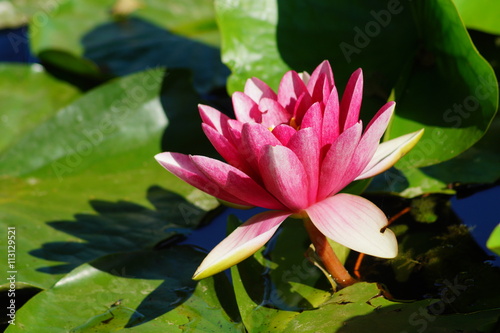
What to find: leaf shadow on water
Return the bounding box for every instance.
[30,185,207,275]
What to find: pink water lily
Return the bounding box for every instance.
[155,61,423,280]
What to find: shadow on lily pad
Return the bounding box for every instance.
[30,185,207,274]
[86,247,201,328]
[82,17,230,96]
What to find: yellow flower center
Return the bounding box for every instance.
[289,117,300,130]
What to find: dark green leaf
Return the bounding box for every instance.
[390,0,498,169]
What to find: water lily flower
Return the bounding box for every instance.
[155,61,423,280]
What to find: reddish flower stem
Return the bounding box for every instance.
[303,218,356,287]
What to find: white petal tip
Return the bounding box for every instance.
[356,128,425,180]
[190,211,290,280]
[367,227,398,259]
[154,152,170,164]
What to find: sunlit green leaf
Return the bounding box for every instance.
[486,223,500,256]
[0,69,217,290]
[0,64,80,152]
[453,0,500,35]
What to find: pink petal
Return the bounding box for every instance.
[272,124,297,145]
[318,122,362,200]
[305,194,398,258]
[233,92,261,123]
[307,60,334,97]
[191,155,286,210]
[321,87,340,146]
[227,119,243,145]
[202,124,252,175]
[278,70,309,114]
[356,129,424,180]
[192,211,291,279]
[293,92,313,125]
[300,102,323,136]
[310,73,329,105]
[155,152,250,206]
[240,123,282,169]
[258,97,291,129]
[244,77,277,103]
[259,145,309,211]
[287,128,320,204]
[199,104,231,137]
[339,69,363,131]
[350,102,395,176]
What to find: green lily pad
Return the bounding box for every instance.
[233,264,500,333]
[29,0,227,92]
[28,186,206,275]
[389,0,498,170]
[369,109,500,197]
[0,69,217,290]
[454,0,500,35]
[0,64,80,152]
[5,248,243,332]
